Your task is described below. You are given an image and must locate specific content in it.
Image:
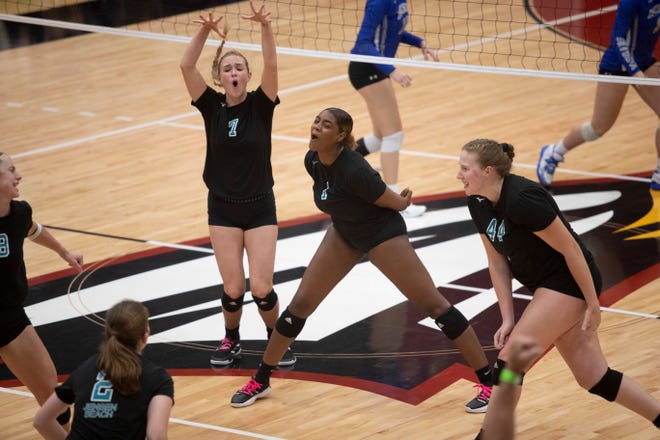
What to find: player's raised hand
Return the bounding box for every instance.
[241,1,272,25]
[194,13,226,39]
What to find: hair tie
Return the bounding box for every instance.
[501,143,510,153]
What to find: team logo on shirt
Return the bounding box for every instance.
[84,372,117,419]
[5,178,658,404]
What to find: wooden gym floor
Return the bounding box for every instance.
[0,1,658,438]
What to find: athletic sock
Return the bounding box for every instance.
[554,140,568,158]
[475,365,493,386]
[254,362,277,385]
[225,326,240,341]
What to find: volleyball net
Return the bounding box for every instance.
[1,0,658,85]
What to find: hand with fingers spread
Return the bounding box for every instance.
[193,12,226,39]
[241,1,272,25]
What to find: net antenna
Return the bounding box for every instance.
[1,0,659,86]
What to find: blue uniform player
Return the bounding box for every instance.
[348,0,438,218]
[537,0,660,190]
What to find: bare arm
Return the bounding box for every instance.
[534,216,600,330]
[33,393,68,440]
[481,337,541,440]
[146,395,173,440]
[373,186,412,211]
[30,222,83,272]
[180,13,225,102]
[242,1,278,101]
[479,234,514,348]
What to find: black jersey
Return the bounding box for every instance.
[304,148,406,252]
[468,174,598,296]
[56,354,174,440]
[0,200,32,308]
[192,86,280,199]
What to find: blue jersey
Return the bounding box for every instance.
[350,0,423,75]
[599,0,660,75]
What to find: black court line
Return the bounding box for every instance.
[43,224,214,253]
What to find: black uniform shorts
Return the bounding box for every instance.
[536,260,602,300]
[336,213,407,253]
[348,61,389,90]
[0,306,31,348]
[208,190,277,230]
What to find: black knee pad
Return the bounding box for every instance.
[56,407,71,425]
[254,289,278,312]
[275,308,306,338]
[221,291,245,313]
[588,367,623,402]
[493,358,525,386]
[355,138,370,156]
[434,305,469,340]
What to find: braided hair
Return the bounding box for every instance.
[210,22,250,87]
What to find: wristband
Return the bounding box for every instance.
[499,368,522,385]
[27,223,43,241]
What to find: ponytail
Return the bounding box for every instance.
[97,300,149,396]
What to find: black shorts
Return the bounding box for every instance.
[0,306,31,348]
[208,191,277,230]
[335,213,407,253]
[348,62,389,90]
[599,58,657,76]
[535,260,602,300]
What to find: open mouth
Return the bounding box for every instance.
[232,80,238,87]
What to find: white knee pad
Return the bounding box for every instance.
[363,133,382,153]
[581,122,599,141]
[381,131,404,153]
